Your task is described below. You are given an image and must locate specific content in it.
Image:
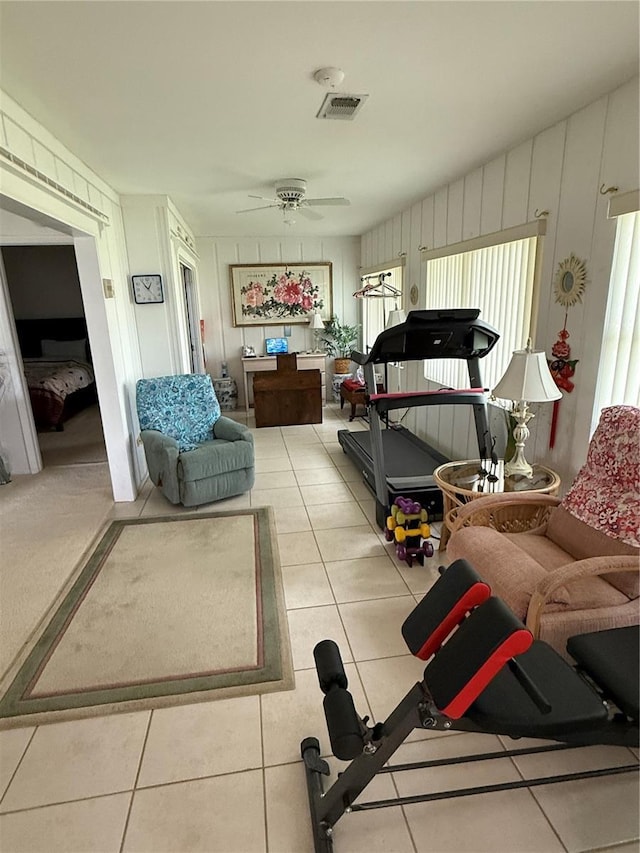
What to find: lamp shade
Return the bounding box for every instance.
[310,312,325,330]
[385,309,407,330]
[493,348,562,403]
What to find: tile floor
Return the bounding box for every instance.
[0,404,638,853]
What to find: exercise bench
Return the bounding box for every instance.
[301,559,639,853]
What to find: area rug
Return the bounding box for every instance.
[0,507,293,728]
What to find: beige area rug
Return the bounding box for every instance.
[38,404,107,466]
[0,508,293,728]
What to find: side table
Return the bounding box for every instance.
[434,459,561,551]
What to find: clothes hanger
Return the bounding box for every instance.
[353,272,402,299]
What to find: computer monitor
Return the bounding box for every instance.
[265,337,288,355]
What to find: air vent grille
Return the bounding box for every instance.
[316,93,369,121]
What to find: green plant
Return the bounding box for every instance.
[320,316,360,358]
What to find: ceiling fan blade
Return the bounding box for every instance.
[236,204,280,214]
[248,194,279,202]
[306,197,350,207]
[298,206,323,221]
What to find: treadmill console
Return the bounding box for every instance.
[357,308,499,365]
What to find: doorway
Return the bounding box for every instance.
[0,197,138,500]
[181,262,203,373]
[1,244,107,467]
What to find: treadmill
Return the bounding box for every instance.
[337,308,500,529]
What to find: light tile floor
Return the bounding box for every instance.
[0,404,638,853]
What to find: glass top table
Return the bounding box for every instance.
[434,459,561,549]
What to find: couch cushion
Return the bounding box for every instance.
[546,506,639,599]
[136,374,221,452]
[178,439,254,482]
[503,531,574,570]
[446,527,570,620]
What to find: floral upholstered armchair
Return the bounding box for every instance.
[136,374,254,507]
[447,405,640,656]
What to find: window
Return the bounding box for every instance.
[423,228,541,391]
[592,208,640,428]
[359,265,404,352]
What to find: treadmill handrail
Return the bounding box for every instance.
[369,389,488,415]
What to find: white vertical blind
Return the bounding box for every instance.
[424,236,537,390]
[592,210,640,429]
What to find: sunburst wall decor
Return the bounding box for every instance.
[553,254,587,307]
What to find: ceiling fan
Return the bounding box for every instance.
[236,178,350,221]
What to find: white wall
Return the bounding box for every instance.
[196,236,360,405]
[360,76,639,487]
[0,90,146,495]
[121,195,200,379]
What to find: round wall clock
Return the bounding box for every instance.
[132,274,164,304]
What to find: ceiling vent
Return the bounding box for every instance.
[316,93,368,121]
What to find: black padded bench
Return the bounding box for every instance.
[301,559,639,853]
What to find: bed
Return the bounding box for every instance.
[16,317,98,431]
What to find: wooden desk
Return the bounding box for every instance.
[241,353,326,411]
[252,354,322,427]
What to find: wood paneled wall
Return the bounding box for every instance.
[360,76,639,487]
[195,236,360,405]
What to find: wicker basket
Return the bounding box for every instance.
[334,357,351,374]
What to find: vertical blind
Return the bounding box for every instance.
[592,210,640,427]
[424,236,537,390]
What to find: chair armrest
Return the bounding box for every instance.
[213,416,254,444]
[449,493,561,534]
[526,556,640,636]
[140,430,180,503]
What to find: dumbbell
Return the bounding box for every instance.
[313,640,364,760]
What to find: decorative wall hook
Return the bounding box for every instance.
[534,209,549,218]
[599,184,619,195]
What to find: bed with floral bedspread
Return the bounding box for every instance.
[23,358,96,430]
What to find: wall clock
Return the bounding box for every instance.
[132,274,164,304]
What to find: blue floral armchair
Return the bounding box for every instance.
[136,374,254,507]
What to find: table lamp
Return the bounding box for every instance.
[310,312,325,352]
[385,308,407,329]
[493,341,561,478]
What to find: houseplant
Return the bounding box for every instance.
[320,316,360,373]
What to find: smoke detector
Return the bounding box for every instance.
[316,93,369,121]
[314,67,345,89]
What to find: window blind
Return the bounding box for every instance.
[424,235,538,390]
[592,210,640,428]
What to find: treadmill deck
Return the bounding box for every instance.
[337,426,448,522]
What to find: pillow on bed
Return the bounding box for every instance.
[41,338,88,361]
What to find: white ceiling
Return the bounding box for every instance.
[1,1,638,238]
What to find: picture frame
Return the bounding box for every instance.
[230,262,332,327]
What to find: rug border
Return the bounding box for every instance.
[0,507,294,729]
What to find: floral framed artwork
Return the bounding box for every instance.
[230,262,333,326]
